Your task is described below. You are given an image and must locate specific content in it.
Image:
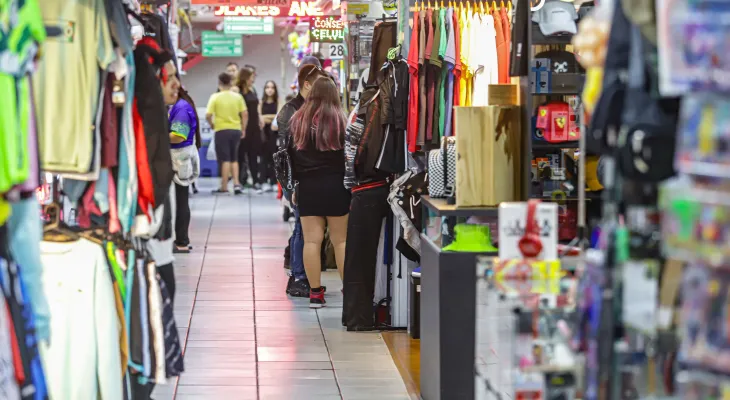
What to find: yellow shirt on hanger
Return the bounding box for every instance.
[459,7,470,106]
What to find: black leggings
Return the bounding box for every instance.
[239,131,262,185]
[261,127,277,185]
[174,183,190,246]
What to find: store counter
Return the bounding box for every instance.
[419,196,498,400]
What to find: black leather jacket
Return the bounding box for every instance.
[276,93,304,148]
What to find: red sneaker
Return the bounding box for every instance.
[310,289,326,309]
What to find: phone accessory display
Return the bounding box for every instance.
[676,94,730,178]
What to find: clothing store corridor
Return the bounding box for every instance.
[152,179,410,400]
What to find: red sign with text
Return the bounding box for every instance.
[209,1,328,17]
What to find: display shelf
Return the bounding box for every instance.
[421,196,499,218]
[532,73,584,95]
[532,140,580,150]
[531,24,573,45]
[530,191,602,201]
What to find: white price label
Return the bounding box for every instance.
[327,43,345,59]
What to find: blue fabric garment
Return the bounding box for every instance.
[168,99,197,149]
[7,197,50,342]
[0,258,48,400]
[290,207,306,280]
[443,64,455,137]
[116,52,138,234]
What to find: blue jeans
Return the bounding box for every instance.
[289,207,306,280]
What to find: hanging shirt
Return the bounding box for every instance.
[493,9,509,84]
[443,8,457,138]
[406,13,421,152]
[500,8,512,81]
[459,8,471,106]
[452,9,462,108]
[39,239,123,400]
[472,14,498,106]
[437,8,449,140]
[0,0,45,193]
[34,0,115,174]
[417,10,428,148]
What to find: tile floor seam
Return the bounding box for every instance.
[248,194,262,400]
[316,310,345,399]
[174,195,219,400]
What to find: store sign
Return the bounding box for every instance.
[192,0,289,5]
[309,16,344,43]
[223,16,275,34]
[346,2,370,15]
[213,1,324,17]
[201,31,243,57]
[326,43,345,59]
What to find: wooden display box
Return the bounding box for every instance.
[454,106,524,208]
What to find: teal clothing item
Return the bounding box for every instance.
[117,52,138,234]
[437,8,448,140]
[8,197,50,342]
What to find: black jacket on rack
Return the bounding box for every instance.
[134,40,174,215]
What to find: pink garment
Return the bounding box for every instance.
[108,174,121,233]
[76,182,101,229]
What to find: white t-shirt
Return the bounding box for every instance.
[472,14,498,106]
[39,238,123,400]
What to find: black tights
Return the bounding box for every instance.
[174,183,190,246]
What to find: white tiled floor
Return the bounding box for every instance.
[153,179,410,400]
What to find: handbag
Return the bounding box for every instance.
[273,134,295,191]
[427,137,456,198]
[206,135,217,161]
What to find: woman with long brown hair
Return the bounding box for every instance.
[260,80,280,192]
[288,75,350,308]
[236,67,263,192]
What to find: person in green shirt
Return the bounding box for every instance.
[206,73,248,194]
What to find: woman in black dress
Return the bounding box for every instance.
[236,67,263,193]
[288,76,350,308]
[260,80,280,192]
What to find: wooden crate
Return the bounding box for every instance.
[454,106,523,207]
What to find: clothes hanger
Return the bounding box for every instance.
[42,203,80,242]
[440,0,444,9]
[500,0,505,10]
[492,1,498,11]
[479,0,485,14]
[507,0,512,14]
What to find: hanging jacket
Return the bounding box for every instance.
[133,39,174,214]
[344,66,394,187]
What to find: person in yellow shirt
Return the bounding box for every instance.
[206,73,248,194]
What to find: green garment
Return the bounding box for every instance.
[437,8,448,141]
[0,0,46,193]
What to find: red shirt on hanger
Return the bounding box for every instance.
[407,14,421,152]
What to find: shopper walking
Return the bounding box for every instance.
[288,75,350,308]
[206,73,248,194]
[237,67,263,193]
[168,87,200,253]
[260,80,280,192]
[278,59,325,298]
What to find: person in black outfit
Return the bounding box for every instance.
[260,80,280,192]
[288,75,350,309]
[237,67,263,193]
